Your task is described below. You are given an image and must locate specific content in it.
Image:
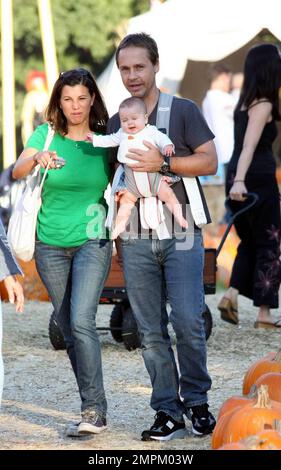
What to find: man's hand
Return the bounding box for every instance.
[3,276,24,313]
[126,141,163,172]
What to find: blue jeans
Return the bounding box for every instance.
[35,239,112,415]
[0,301,3,406]
[121,233,212,422]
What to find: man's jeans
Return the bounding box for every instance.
[121,233,212,422]
[35,239,112,415]
[0,302,3,406]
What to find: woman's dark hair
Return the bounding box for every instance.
[236,44,281,120]
[45,68,108,134]
[116,33,159,67]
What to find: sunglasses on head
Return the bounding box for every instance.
[59,68,92,80]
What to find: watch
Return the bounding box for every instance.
[160,155,171,174]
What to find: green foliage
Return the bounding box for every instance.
[0,0,150,164]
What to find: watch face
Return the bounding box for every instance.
[161,162,170,174]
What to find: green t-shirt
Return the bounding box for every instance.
[26,123,110,247]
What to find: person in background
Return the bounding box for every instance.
[109,32,217,441]
[86,96,187,238]
[13,68,113,436]
[202,64,235,182]
[0,218,24,406]
[218,44,281,329]
[230,72,244,106]
[21,70,49,146]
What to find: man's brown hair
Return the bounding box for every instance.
[116,33,159,67]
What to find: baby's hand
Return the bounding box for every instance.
[164,144,174,157]
[114,189,128,202]
[85,132,94,142]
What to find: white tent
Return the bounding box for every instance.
[98,0,281,116]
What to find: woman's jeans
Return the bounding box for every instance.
[121,233,212,422]
[35,239,112,415]
[0,302,3,406]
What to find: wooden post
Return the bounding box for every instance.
[37,0,58,93]
[1,0,16,168]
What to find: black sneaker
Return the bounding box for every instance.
[188,403,216,436]
[141,411,187,441]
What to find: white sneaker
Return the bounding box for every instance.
[78,410,107,434]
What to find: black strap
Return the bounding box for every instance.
[247,99,271,110]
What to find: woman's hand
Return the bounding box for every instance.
[3,276,24,313]
[33,151,60,169]
[229,181,247,201]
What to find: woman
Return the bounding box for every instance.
[13,68,112,436]
[218,44,281,328]
[0,218,24,406]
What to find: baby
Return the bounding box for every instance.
[86,97,188,239]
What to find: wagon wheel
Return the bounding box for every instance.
[109,302,126,343]
[49,311,66,350]
[203,305,213,341]
[122,305,141,351]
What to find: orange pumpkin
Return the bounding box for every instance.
[212,406,242,449]
[243,350,281,395]
[217,394,255,421]
[276,167,281,184]
[223,386,281,445]
[241,421,281,450]
[0,259,49,302]
[254,373,281,403]
[203,224,239,287]
[218,420,281,450]
[217,442,247,450]
[253,430,281,450]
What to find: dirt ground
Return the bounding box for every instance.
[1,294,281,451]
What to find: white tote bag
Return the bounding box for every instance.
[7,124,54,262]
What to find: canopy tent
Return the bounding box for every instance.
[97,0,281,116]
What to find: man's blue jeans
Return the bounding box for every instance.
[121,233,212,422]
[35,239,112,415]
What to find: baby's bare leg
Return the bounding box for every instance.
[112,190,137,239]
[158,180,188,228]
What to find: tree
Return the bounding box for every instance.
[0,0,150,161]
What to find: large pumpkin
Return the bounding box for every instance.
[0,259,49,302]
[254,373,281,403]
[203,225,239,288]
[217,420,281,450]
[212,406,242,449]
[243,350,281,395]
[217,442,248,450]
[217,393,255,421]
[253,427,281,450]
[223,386,281,445]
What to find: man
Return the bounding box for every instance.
[108,33,217,441]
